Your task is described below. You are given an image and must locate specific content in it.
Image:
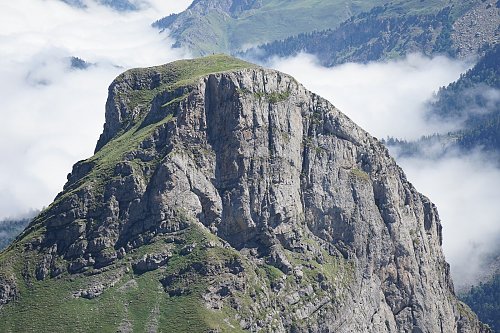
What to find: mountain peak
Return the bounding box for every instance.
[0,56,490,332]
[95,54,256,152]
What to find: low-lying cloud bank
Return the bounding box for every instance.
[397,149,500,288]
[0,0,192,220]
[269,52,471,140]
[268,52,500,288]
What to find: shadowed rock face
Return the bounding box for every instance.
[0,56,490,332]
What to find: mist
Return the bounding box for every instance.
[0,0,192,220]
[268,52,500,288]
[269,52,472,140]
[398,150,500,288]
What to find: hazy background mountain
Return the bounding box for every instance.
[0,209,39,250]
[62,0,138,11]
[242,0,498,65]
[153,0,392,55]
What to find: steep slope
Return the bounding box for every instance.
[243,0,498,66]
[431,43,499,124]
[153,0,390,55]
[0,55,490,332]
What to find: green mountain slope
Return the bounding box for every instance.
[153,0,391,55]
[242,0,494,66]
[461,272,500,332]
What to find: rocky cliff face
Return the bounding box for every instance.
[0,55,490,332]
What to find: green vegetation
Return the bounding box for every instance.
[154,0,393,55]
[0,267,239,333]
[262,264,283,285]
[351,168,370,182]
[460,273,500,332]
[243,0,480,66]
[253,90,291,104]
[0,224,246,332]
[124,55,255,91]
[122,55,256,111]
[268,91,290,104]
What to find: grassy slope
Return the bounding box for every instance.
[0,226,245,333]
[379,0,480,18]
[229,0,386,46]
[165,0,481,56]
[121,55,256,97]
[170,0,391,55]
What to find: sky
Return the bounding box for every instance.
[0,0,498,288]
[0,0,192,219]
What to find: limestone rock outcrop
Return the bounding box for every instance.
[0,55,489,332]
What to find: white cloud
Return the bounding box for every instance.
[398,150,500,289]
[0,0,192,219]
[269,52,471,140]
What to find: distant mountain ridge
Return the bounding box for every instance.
[242,0,498,66]
[62,0,139,11]
[153,0,498,63]
[153,0,391,56]
[0,218,31,251]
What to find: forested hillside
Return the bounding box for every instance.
[153,0,391,55]
[385,44,500,157]
[0,217,32,251]
[429,44,500,153]
[242,0,495,65]
[461,273,500,332]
